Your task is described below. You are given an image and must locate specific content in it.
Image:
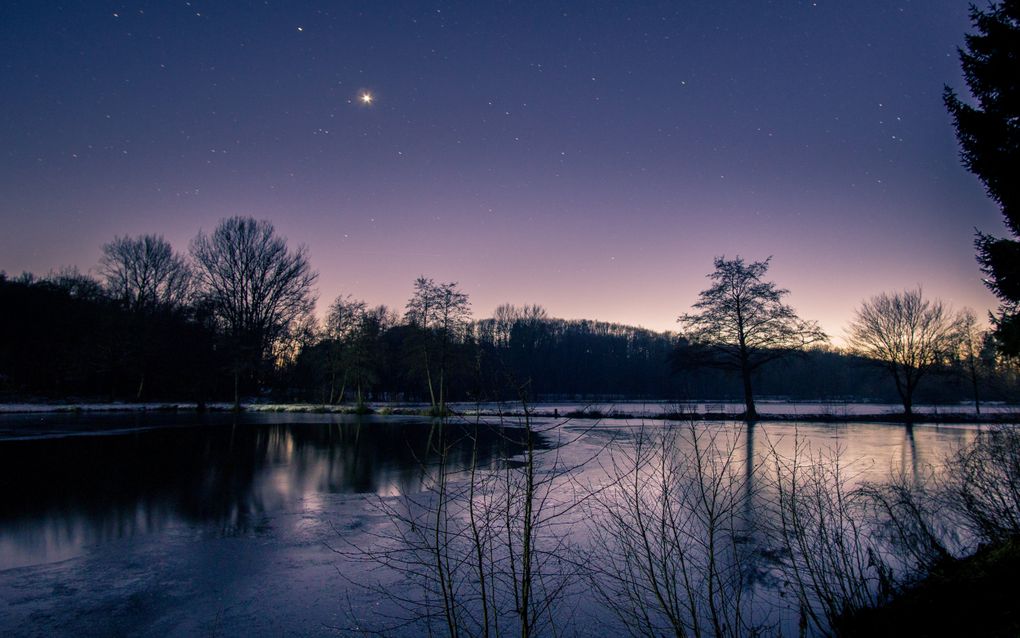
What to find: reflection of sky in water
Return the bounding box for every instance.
[0,412,990,636]
[569,419,979,484]
[563,420,982,636]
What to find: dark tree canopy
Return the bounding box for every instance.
[403,277,471,412]
[0,271,227,401]
[191,217,317,405]
[945,0,1020,354]
[322,294,369,404]
[404,276,472,338]
[99,234,193,399]
[846,289,965,419]
[676,256,827,419]
[100,234,192,313]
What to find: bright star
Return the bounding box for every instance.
[360,92,374,105]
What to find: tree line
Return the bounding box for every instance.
[1,217,317,407]
[1,218,1017,413]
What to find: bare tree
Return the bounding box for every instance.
[345,304,398,408]
[845,289,963,419]
[190,216,317,408]
[676,256,827,420]
[324,294,368,404]
[98,234,192,399]
[956,308,987,414]
[100,234,192,313]
[338,411,596,638]
[475,304,551,401]
[405,277,472,414]
[46,267,107,301]
[764,437,893,637]
[588,421,765,638]
[490,304,548,348]
[941,426,1020,546]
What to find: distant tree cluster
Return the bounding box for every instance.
[288,299,685,407]
[1,220,1014,413]
[0,268,224,401]
[0,217,314,406]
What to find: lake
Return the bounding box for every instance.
[0,410,990,636]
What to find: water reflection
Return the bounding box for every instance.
[0,417,534,569]
[0,413,987,634]
[581,420,981,636]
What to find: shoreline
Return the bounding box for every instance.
[0,401,1015,425]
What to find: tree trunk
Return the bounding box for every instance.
[892,368,913,421]
[971,370,981,415]
[439,367,445,416]
[423,347,437,411]
[736,313,757,421]
[740,361,757,420]
[337,371,348,406]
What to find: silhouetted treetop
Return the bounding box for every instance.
[100,234,192,313]
[678,256,826,358]
[676,256,827,418]
[190,216,317,406]
[845,288,965,418]
[945,0,1020,354]
[191,217,317,344]
[945,1,1020,231]
[403,277,471,411]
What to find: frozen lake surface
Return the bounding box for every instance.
[0,410,1000,636]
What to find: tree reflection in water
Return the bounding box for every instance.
[0,415,534,568]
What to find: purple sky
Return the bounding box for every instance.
[0,1,1002,338]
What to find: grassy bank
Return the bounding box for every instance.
[837,538,1020,637]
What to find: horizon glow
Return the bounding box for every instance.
[0,1,1002,338]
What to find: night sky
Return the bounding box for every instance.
[0,1,1002,337]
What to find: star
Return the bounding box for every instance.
[360,92,374,105]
